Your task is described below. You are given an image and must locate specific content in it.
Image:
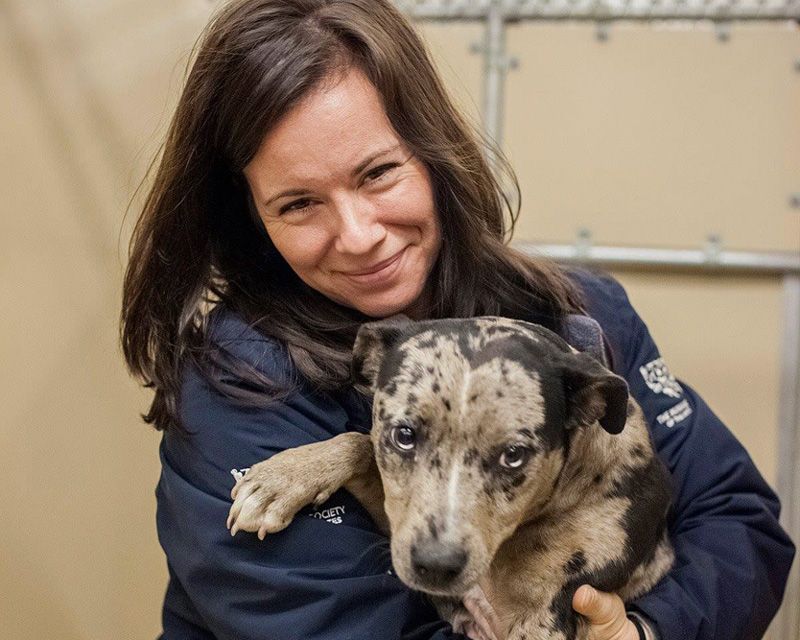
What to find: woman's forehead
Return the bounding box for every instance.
[244,68,404,186]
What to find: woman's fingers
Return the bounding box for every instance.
[572,585,638,640]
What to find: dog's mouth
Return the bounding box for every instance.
[401,567,475,597]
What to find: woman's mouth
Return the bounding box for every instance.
[340,247,407,285]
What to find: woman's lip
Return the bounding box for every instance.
[344,249,405,276]
[339,247,408,285]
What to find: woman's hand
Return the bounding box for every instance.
[572,585,640,640]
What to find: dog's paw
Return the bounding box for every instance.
[226,450,336,540]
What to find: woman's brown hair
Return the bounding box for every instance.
[121,0,583,433]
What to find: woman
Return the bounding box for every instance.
[120,1,794,638]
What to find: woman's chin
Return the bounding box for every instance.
[358,300,417,319]
[351,287,427,320]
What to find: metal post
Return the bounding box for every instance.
[773,274,800,640]
[483,0,507,149]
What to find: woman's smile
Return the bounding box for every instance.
[337,246,407,284]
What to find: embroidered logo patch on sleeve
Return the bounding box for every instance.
[655,399,693,428]
[639,357,683,398]
[309,504,346,525]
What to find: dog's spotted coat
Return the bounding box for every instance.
[228,317,674,640]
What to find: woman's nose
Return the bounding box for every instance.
[333,196,387,255]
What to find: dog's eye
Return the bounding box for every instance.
[499,444,529,469]
[391,425,417,452]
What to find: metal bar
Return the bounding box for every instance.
[404,11,800,21]
[772,275,800,640]
[397,0,800,21]
[483,0,506,148]
[516,242,800,276]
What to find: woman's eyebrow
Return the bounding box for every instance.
[262,144,402,208]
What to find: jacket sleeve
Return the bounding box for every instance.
[156,321,465,640]
[580,271,795,640]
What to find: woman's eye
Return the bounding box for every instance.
[365,163,397,183]
[280,199,313,215]
[390,424,417,452]
[499,444,529,470]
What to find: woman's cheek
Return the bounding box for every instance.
[379,180,435,226]
[268,221,332,270]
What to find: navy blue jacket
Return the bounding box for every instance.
[156,271,794,639]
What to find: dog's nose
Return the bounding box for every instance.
[411,540,468,583]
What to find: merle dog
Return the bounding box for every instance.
[227,317,673,639]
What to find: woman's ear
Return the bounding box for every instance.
[352,315,412,392]
[559,351,629,434]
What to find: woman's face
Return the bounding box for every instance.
[244,68,441,319]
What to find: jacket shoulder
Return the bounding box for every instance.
[568,268,635,323]
[566,268,639,371]
[202,305,295,386]
[206,305,273,344]
[170,306,355,499]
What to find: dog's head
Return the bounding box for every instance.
[353,316,628,596]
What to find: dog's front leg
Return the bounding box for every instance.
[342,452,388,533]
[228,432,387,538]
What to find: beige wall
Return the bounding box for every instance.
[1,3,797,638]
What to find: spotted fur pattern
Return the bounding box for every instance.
[229,316,674,640]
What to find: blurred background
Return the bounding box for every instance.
[0,0,798,638]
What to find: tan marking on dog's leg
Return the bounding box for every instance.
[344,454,389,534]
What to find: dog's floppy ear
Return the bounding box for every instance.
[559,351,629,434]
[352,315,411,392]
